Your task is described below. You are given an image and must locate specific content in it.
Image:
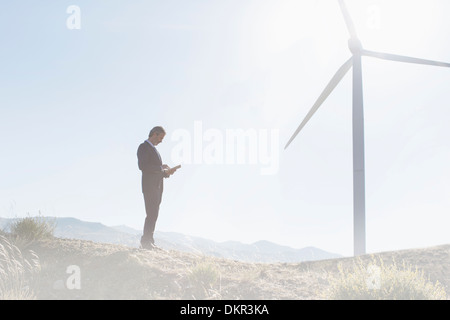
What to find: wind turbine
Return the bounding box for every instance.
[284,0,450,256]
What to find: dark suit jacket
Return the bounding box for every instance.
[137,140,165,195]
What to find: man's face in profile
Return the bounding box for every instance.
[152,133,165,146]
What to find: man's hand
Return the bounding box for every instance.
[163,164,180,177]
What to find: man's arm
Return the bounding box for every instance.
[137,144,165,174]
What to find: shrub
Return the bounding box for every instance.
[189,261,219,287]
[9,215,55,244]
[187,260,221,299]
[326,257,447,300]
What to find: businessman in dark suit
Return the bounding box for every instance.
[137,126,179,249]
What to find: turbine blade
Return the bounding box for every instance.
[338,0,358,39]
[362,50,450,68]
[285,57,353,150]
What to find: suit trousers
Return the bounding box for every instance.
[142,189,163,245]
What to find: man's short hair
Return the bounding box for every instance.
[149,126,166,137]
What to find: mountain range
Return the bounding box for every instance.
[0,216,341,263]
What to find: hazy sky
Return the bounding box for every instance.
[1,0,450,256]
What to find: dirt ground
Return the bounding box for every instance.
[17,238,450,300]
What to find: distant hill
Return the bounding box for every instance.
[0,216,341,263]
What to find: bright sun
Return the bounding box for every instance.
[254,0,443,58]
[343,0,443,55]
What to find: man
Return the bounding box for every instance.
[137,126,179,249]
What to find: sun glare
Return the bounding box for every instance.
[253,0,443,58]
[247,1,344,56]
[347,0,443,55]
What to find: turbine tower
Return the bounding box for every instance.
[285,0,450,256]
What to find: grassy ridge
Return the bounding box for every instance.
[1,216,448,299]
[0,237,444,300]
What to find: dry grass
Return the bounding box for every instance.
[326,256,447,299]
[1,237,448,300]
[0,236,41,299]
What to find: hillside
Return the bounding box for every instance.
[9,238,450,300]
[0,217,342,263]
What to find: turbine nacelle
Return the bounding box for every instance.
[348,38,363,55]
